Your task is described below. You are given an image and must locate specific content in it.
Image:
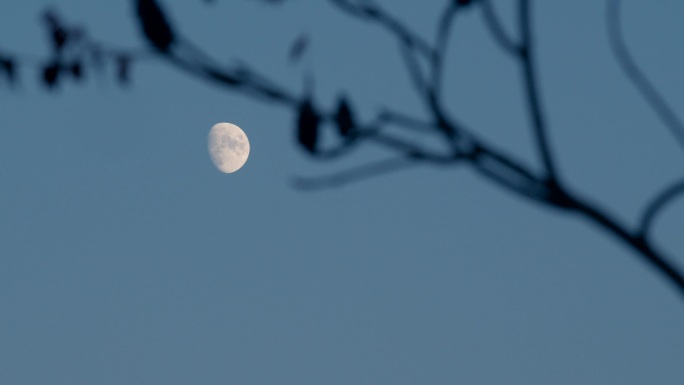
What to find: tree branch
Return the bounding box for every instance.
[203,0,684,297]
[328,0,434,59]
[431,1,459,97]
[165,47,300,107]
[518,0,559,184]
[606,0,684,152]
[378,109,438,134]
[399,42,429,99]
[292,156,422,190]
[639,178,684,238]
[480,0,520,56]
[328,0,433,100]
[571,194,684,297]
[6,1,684,300]
[429,89,684,296]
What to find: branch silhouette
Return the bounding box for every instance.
[3,0,684,299]
[293,157,422,190]
[517,0,559,185]
[480,0,519,56]
[640,178,684,239]
[607,0,684,152]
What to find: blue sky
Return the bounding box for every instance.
[1,1,683,384]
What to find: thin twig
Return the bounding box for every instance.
[431,1,458,96]
[473,155,548,202]
[368,131,458,163]
[607,0,684,152]
[329,0,432,101]
[480,0,520,56]
[639,178,684,238]
[518,0,558,184]
[329,0,434,59]
[166,48,300,107]
[399,42,428,99]
[378,109,437,134]
[425,104,552,204]
[472,145,547,197]
[292,156,420,190]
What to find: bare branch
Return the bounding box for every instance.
[480,0,520,55]
[378,109,437,134]
[431,1,458,96]
[368,131,459,163]
[328,0,434,59]
[292,156,420,190]
[328,0,434,100]
[165,45,300,107]
[5,1,684,298]
[572,195,684,297]
[470,143,550,203]
[399,42,429,99]
[607,0,684,152]
[639,178,684,238]
[518,0,559,184]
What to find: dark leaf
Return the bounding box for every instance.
[297,99,319,154]
[288,34,309,65]
[136,0,176,52]
[334,95,355,137]
[51,28,69,52]
[0,56,16,86]
[42,62,61,89]
[42,9,69,53]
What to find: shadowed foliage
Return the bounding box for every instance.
[297,99,320,154]
[136,0,176,52]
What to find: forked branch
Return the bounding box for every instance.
[2,0,683,299]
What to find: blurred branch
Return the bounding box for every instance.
[329,0,432,100]
[431,1,458,96]
[518,0,558,184]
[329,0,434,59]
[166,46,300,107]
[4,0,684,298]
[639,178,684,238]
[470,142,550,203]
[292,156,422,190]
[480,0,520,55]
[571,193,684,296]
[607,0,684,152]
[378,109,438,134]
[399,42,429,99]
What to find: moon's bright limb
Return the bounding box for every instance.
[208,122,250,173]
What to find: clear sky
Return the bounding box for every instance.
[1,1,683,384]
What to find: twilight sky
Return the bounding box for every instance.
[1,1,683,384]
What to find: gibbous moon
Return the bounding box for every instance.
[208,122,250,173]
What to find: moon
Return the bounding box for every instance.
[208,122,250,173]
